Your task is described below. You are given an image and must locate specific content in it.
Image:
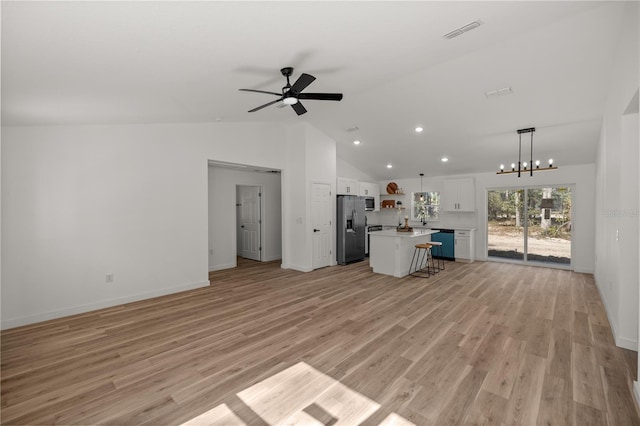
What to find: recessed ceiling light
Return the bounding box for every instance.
[386,164,393,169]
[353,140,361,145]
[441,157,449,162]
[415,127,424,133]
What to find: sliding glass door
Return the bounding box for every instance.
[487,187,571,266]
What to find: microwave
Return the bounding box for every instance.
[364,197,375,211]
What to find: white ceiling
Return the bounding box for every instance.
[1,1,631,179]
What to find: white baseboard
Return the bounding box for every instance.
[281,263,313,273]
[209,262,236,272]
[594,275,638,351]
[1,280,210,330]
[262,256,280,262]
[616,335,639,351]
[634,382,640,413]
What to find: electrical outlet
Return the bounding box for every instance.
[106,273,114,283]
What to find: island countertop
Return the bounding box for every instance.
[369,229,439,238]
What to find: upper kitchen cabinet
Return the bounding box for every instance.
[357,181,379,198]
[336,177,358,195]
[358,181,380,211]
[444,178,475,212]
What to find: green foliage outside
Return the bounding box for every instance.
[487,188,572,240]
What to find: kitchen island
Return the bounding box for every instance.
[369,229,439,277]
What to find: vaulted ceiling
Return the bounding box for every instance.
[1,1,631,179]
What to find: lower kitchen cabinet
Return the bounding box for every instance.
[455,229,475,262]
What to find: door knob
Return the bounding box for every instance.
[241,225,245,228]
[313,228,320,232]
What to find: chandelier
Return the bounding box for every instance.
[497,127,557,177]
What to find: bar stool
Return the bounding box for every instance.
[429,241,445,271]
[409,243,435,277]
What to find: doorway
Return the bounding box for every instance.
[487,186,572,267]
[237,185,262,261]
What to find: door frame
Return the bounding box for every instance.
[486,184,574,270]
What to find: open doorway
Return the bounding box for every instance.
[208,162,282,272]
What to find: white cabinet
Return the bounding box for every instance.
[455,229,475,262]
[357,181,377,197]
[336,177,358,195]
[444,178,475,212]
[337,178,380,210]
[358,181,380,211]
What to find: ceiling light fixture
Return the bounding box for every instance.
[415,127,424,133]
[441,157,449,162]
[282,95,298,105]
[386,164,393,169]
[353,140,361,145]
[497,127,557,177]
[419,173,425,201]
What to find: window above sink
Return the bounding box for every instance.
[411,191,440,223]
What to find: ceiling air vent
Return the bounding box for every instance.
[345,126,359,133]
[485,86,513,99]
[443,20,482,39]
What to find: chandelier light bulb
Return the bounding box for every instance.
[523,162,528,169]
[500,164,504,171]
[511,163,516,171]
[536,160,540,168]
[549,158,554,166]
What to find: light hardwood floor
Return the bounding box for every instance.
[1,259,639,425]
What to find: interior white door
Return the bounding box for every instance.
[239,185,261,261]
[312,183,332,269]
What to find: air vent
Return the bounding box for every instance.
[345,126,359,133]
[443,29,463,39]
[443,20,482,39]
[460,21,481,33]
[485,86,513,99]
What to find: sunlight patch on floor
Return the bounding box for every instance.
[180,362,415,425]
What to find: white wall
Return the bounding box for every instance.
[282,123,309,271]
[595,1,639,352]
[280,122,337,271]
[1,121,333,329]
[208,167,282,271]
[336,157,376,183]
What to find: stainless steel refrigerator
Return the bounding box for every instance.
[337,195,366,265]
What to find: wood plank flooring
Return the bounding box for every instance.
[1,259,639,425]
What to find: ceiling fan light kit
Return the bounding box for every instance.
[497,127,558,177]
[239,67,343,116]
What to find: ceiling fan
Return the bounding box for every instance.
[239,67,343,116]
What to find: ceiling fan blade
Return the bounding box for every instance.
[290,73,316,95]
[297,93,343,101]
[291,102,307,116]
[239,89,282,96]
[248,98,283,113]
